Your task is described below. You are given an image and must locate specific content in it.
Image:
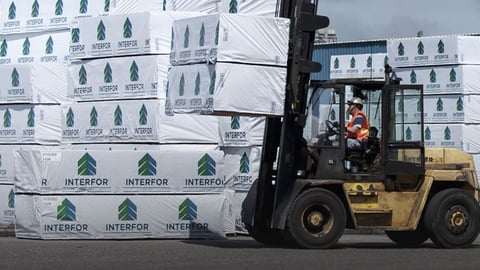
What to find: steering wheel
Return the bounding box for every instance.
[325,120,340,135]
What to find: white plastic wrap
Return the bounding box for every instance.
[61,99,220,144]
[388,35,480,67]
[68,55,170,101]
[14,147,227,194]
[0,145,21,183]
[394,65,480,95]
[219,0,279,17]
[330,53,387,79]
[170,13,289,65]
[14,193,232,239]
[167,62,286,116]
[0,183,15,225]
[0,104,61,144]
[69,11,202,59]
[0,30,71,65]
[0,63,67,104]
[218,116,265,147]
[223,146,261,191]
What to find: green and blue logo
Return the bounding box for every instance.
[179,198,197,221]
[397,42,405,56]
[1,39,8,57]
[417,41,424,55]
[71,28,80,43]
[23,38,30,56]
[444,127,451,140]
[104,63,112,83]
[55,0,63,15]
[409,70,417,84]
[138,153,156,176]
[57,199,76,221]
[8,2,16,20]
[333,58,339,69]
[350,57,355,68]
[3,109,11,128]
[66,107,74,127]
[198,154,215,176]
[139,104,147,125]
[97,20,106,41]
[118,198,137,221]
[45,36,54,54]
[130,61,139,81]
[429,69,436,83]
[11,68,19,87]
[229,0,238,13]
[437,40,445,54]
[449,68,456,82]
[31,0,39,18]
[79,65,87,85]
[123,17,132,38]
[27,108,35,128]
[436,98,444,112]
[425,127,431,140]
[8,189,14,208]
[114,105,122,126]
[78,153,96,176]
[231,116,240,129]
[184,25,190,48]
[90,106,98,126]
[240,152,249,174]
[79,0,88,14]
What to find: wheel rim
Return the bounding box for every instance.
[301,203,334,236]
[445,205,469,234]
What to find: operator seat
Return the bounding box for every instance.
[346,127,380,172]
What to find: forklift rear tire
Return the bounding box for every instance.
[286,188,346,249]
[385,227,429,247]
[424,188,480,248]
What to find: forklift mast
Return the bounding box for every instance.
[243,0,329,230]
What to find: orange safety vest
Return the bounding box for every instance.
[346,110,369,141]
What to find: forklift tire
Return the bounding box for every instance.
[286,188,346,249]
[385,228,429,247]
[424,188,480,248]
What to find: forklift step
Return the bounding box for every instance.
[353,208,392,214]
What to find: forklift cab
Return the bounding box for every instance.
[305,79,425,183]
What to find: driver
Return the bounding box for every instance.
[345,97,369,149]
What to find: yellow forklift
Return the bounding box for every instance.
[241,0,480,248]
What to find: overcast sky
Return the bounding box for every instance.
[319,0,480,41]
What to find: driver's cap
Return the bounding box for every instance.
[348,97,363,105]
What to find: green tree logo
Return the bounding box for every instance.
[71,28,80,43]
[104,63,112,83]
[138,154,156,176]
[139,104,147,125]
[57,199,76,221]
[194,72,200,96]
[425,127,431,140]
[429,69,437,83]
[27,108,35,128]
[183,25,190,48]
[198,154,215,176]
[66,107,74,127]
[436,98,443,112]
[4,109,11,128]
[79,0,88,14]
[231,116,240,129]
[229,0,238,13]
[179,198,197,221]
[55,0,63,15]
[31,0,39,17]
[8,189,14,208]
[397,42,405,56]
[449,68,456,82]
[406,127,412,140]
[179,73,185,96]
[240,152,249,173]
[410,70,417,83]
[199,23,205,46]
[90,106,98,126]
[130,61,139,81]
[45,36,54,54]
[215,22,219,45]
[104,0,110,12]
[444,127,451,140]
[209,70,216,95]
[417,41,424,55]
[118,198,136,221]
[11,68,19,87]
[79,65,87,85]
[123,17,132,38]
[23,38,30,56]
[366,56,372,68]
[97,20,106,41]
[78,153,96,176]
[457,97,463,112]
[350,57,356,68]
[333,58,339,69]
[1,39,7,57]
[437,40,445,54]
[8,2,16,20]
[114,105,122,126]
